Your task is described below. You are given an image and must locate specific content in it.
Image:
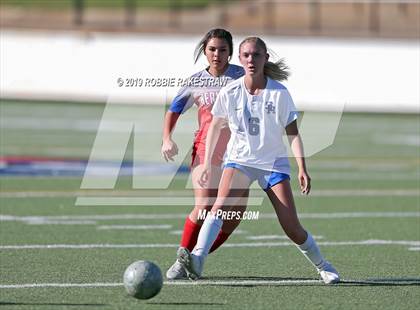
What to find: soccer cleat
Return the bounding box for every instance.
[318,261,340,284]
[176,247,203,280]
[166,260,188,280]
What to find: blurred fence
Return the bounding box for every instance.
[0,0,419,38]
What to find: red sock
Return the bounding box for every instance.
[209,231,231,253]
[180,217,201,251]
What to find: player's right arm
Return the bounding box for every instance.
[161,111,180,162]
[161,85,194,162]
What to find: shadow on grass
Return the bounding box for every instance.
[340,278,420,287]
[209,276,315,281]
[183,276,420,287]
[0,302,106,307]
[147,302,226,306]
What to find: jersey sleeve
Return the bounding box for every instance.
[168,86,194,114]
[211,89,228,119]
[280,89,299,127]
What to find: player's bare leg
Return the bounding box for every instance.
[266,180,340,284]
[167,165,246,279]
[178,168,250,279]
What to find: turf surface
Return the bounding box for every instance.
[0,100,419,309]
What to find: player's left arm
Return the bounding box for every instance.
[285,120,311,195]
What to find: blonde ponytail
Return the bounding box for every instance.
[264,58,289,81]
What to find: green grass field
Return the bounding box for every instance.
[0,100,419,309]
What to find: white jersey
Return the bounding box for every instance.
[211,76,298,174]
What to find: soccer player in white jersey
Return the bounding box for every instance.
[177,36,340,284]
[161,29,245,280]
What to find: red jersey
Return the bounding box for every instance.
[169,64,244,166]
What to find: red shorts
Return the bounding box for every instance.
[191,128,230,168]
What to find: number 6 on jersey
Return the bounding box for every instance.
[249,117,260,136]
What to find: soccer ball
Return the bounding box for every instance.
[123,260,163,300]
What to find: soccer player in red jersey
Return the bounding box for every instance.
[161,29,245,279]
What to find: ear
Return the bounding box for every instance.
[265,53,269,62]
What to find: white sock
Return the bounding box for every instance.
[192,213,223,258]
[296,232,327,270]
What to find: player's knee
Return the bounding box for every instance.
[194,197,215,208]
[210,203,225,215]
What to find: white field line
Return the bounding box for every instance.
[169,230,183,235]
[408,247,420,251]
[309,173,419,181]
[169,229,249,236]
[2,277,420,289]
[0,283,122,289]
[246,235,324,240]
[307,189,420,197]
[295,212,420,219]
[97,224,172,230]
[74,197,264,206]
[1,240,419,250]
[225,229,248,235]
[0,190,191,198]
[0,189,418,199]
[373,134,420,147]
[1,212,419,224]
[0,279,323,289]
[28,220,97,225]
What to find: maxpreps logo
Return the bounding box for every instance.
[197,209,260,221]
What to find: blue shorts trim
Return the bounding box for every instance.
[224,162,290,191]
